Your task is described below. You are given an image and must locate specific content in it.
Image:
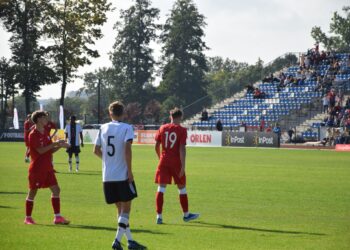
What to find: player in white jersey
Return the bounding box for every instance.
[93,101,146,250]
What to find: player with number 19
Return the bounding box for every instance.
[154,107,199,224]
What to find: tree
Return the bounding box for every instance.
[0,0,58,114]
[143,99,161,123]
[311,6,350,52]
[44,0,111,106]
[159,0,209,118]
[110,0,160,105]
[0,58,17,128]
[81,67,115,123]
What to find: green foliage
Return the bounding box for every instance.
[1,143,350,249]
[0,58,17,128]
[110,0,160,106]
[159,0,208,117]
[311,6,350,52]
[44,0,112,106]
[0,0,58,114]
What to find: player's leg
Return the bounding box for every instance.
[156,184,166,224]
[176,183,199,222]
[24,189,37,224]
[68,151,73,171]
[114,201,146,250]
[75,152,79,172]
[49,185,70,224]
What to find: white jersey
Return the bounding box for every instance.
[94,121,134,182]
[64,123,82,146]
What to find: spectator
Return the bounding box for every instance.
[246,84,254,94]
[216,119,223,131]
[253,88,265,99]
[201,109,208,121]
[287,128,294,143]
[322,95,329,113]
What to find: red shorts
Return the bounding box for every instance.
[28,170,58,190]
[25,139,30,147]
[155,158,186,185]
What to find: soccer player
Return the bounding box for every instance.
[65,115,84,172]
[154,107,199,224]
[44,112,58,139]
[93,101,146,250]
[24,111,70,225]
[24,114,34,163]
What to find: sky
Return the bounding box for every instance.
[0,0,348,99]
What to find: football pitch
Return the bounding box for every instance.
[0,143,349,250]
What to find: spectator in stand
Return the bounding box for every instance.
[216,119,223,131]
[325,114,335,127]
[246,84,254,94]
[253,88,265,99]
[201,109,208,121]
[304,56,311,69]
[345,97,350,109]
[328,89,336,108]
[300,54,305,68]
[322,95,329,113]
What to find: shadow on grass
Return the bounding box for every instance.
[43,224,168,235]
[56,171,100,176]
[0,205,17,209]
[0,191,26,195]
[169,221,325,236]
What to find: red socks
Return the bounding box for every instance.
[51,197,60,215]
[25,199,33,217]
[179,194,188,213]
[156,192,164,214]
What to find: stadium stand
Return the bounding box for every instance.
[185,51,350,143]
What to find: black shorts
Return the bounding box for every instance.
[66,146,81,154]
[103,180,138,204]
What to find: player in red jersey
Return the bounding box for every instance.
[24,111,71,225]
[44,112,58,139]
[44,112,58,173]
[154,107,199,224]
[24,114,34,163]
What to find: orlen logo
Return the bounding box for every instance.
[258,137,274,144]
[231,136,244,144]
[190,134,212,143]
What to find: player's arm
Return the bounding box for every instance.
[155,141,161,159]
[179,144,186,177]
[125,140,133,182]
[35,141,68,155]
[93,145,102,159]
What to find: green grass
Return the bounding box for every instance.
[0,143,350,249]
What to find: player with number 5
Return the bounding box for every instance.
[154,107,199,224]
[93,101,146,250]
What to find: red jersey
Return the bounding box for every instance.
[44,121,57,136]
[28,129,53,173]
[24,120,34,143]
[155,123,187,161]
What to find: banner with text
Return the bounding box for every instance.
[222,131,280,148]
[0,129,24,142]
[187,131,222,147]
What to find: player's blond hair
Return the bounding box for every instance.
[109,101,124,117]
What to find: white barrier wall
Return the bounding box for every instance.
[83,129,99,144]
[83,129,223,147]
[187,131,222,147]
